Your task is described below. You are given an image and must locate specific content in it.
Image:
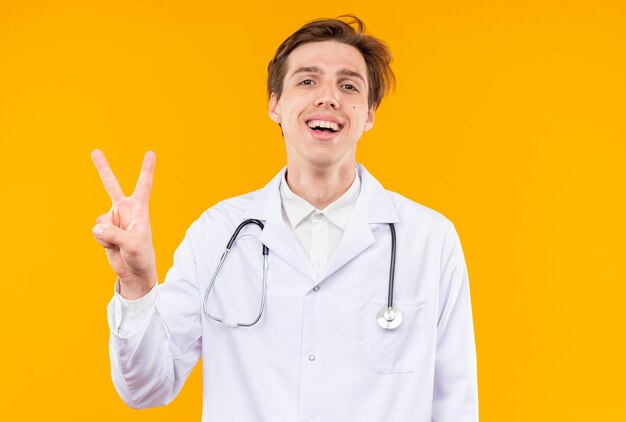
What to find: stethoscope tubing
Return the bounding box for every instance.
[203,219,401,329]
[203,219,268,327]
[387,223,397,309]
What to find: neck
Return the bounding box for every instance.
[286,163,356,209]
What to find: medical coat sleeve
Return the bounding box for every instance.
[112,280,158,336]
[432,222,479,421]
[107,224,202,409]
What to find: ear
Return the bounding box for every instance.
[363,106,375,132]
[268,92,282,124]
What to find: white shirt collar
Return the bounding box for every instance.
[280,170,361,230]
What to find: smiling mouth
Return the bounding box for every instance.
[306,120,344,133]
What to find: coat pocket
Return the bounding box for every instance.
[363,299,429,374]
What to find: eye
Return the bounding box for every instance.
[342,83,358,92]
[298,79,314,86]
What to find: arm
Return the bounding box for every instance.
[91,150,201,408]
[107,227,202,408]
[432,222,479,421]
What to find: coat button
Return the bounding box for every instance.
[308,354,316,361]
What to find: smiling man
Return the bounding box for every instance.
[92,15,478,422]
[269,40,375,207]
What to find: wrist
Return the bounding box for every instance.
[118,274,157,300]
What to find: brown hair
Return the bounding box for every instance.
[267,15,395,110]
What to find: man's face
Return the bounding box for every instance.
[269,41,375,171]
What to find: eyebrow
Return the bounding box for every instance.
[290,65,366,85]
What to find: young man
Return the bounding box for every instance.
[92,16,478,421]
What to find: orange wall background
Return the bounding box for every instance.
[1,0,624,420]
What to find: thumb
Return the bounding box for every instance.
[92,224,135,251]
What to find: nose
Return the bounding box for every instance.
[316,96,338,108]
[315,84,339,109]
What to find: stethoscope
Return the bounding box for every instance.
[203,219,403,330]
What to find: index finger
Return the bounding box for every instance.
[132,150,156,204]
[91,149,125,202]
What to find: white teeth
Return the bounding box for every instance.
[307,120,341,131]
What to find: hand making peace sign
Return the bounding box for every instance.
[91,149,158,299]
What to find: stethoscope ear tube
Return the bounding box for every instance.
[226,219,265,249]
[203,219,268,327]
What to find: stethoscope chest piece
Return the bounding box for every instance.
[376,305,404,330]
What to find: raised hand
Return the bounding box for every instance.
[91,149,158,299]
